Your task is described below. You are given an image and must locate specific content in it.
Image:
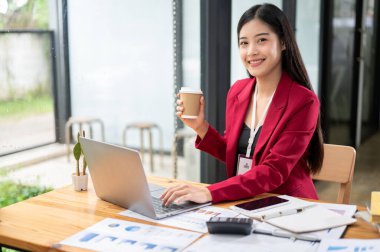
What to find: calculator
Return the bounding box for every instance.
[206,217,253,235]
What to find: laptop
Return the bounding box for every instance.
[79,137,210,219]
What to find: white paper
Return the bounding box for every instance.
[289,202,356,240]
[184,233,319,252]
[307,202,357,239]
[60,218,202,252]
[316,202,357,217]
[252,218,346,242]
[238,200,357,241]
[119,206,240,233]
[266,205,356,233]
[316,239,380,252]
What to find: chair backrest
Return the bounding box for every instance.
[312,144,356,204]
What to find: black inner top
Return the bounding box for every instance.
[235,123,262,174]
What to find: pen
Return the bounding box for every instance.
[252,227,321,242]
[261,206,312,220]
[261,208,303,220]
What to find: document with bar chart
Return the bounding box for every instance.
[60,218,202,252]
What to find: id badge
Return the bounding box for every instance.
[237,154,252,175]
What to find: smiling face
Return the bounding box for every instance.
[239,18,284,79]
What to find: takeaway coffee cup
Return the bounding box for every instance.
[179,87,203,119]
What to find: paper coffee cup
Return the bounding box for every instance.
[179,87,203,119]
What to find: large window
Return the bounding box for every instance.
[0,0,55,155]
[67,0,173,150]
[296,1,321,94]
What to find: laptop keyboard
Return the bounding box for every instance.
[151,197,187,215]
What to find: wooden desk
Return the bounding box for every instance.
[0,176,379,251]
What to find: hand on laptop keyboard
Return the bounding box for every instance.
[152,197,189,214]
[160,183,212,206]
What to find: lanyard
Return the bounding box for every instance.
[245,85,275,157]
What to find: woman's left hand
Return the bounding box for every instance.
[160,183,212,206]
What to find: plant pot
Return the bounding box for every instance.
[72,173,88,191]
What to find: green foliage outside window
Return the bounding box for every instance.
[0,180,52,208]
[0,0,48,29]
[0,93,53,118]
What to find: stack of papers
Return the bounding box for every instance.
[266,205,356,233]
[248,202,357,242]
[231,195,357,234]
[184,231,318,252]
[60,197,362,252]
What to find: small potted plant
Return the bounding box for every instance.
[72,130,88,191]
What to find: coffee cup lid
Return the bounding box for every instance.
[179,87,203,94]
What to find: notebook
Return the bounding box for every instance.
[79,137,210,219]
[266,205,356,233]
[231,195,356,233]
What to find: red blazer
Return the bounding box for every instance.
[195,72,319,203]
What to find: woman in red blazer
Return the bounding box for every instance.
[162,4,324,205]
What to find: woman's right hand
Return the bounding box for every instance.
[176,95,209,139]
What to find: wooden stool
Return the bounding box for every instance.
[123,122,163,172]
[65,117,105,161]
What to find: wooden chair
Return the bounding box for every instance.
[312,144,356,204]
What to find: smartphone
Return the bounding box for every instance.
[231,196,290,214]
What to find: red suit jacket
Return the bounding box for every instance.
[195,72,319,203]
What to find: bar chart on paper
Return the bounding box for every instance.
[60,218,202,251]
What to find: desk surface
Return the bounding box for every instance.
[0,176,379,252]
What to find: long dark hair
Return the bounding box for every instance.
[237,4,324,174]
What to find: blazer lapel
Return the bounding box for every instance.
[227,78,255,177]
[253,72,292,162]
